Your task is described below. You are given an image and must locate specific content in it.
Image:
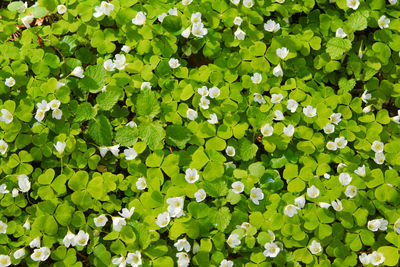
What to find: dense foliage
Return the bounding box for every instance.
[0,0,400,266]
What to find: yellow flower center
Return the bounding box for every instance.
[133,256,139,263]
[0,258,8,264]
[79,238,86,245]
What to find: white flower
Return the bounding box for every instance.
[232,181,244,194]
[0,221,7,234]
[23,219,30,230]
[394,218,400,234]
[31,247,50,262]
[389,0,397,4]
[52,108,62,120]
[192,241,200,254]
[323,123,335,134]
[182,0,193,5]
[227,234,241,248]
[363,105,372,113]
[141,82,151,90]
[71,66,84,78]
[0,140,8,155]
[4,77,15,87]
[56,81,65,89]
[250,187,264,205]
[176,252,190,267]
[354,165,366,177]
[57,4,67,14]
[339,173,352,186]
[335,28,347,38]
[109,144,120,156]
[359,253,370,265]
[124,148,137,161]
[185,168,199,183]
[126,121,137,128]
[368,219,388,231]
[104,59,116,71]
[175,239,191,252]
[271,93,283,103]
[194,189,206,202]
[234,28,246,40]
[94,214,108,227]
[192,22,208,38]
[35,108,46,122]
[263,242,280,257]
[374,152,385,165]
[303,105,317,117]
[319,202,331,209]
[155,212,171,228]
[197,86,209,96]
[17,2,27,13]
[93,1,114,17]
[276,47,289,60]
[378,15,390,29]
[167,197,185,218]
[370,251,385,266]
[99,146,109,157]
[307,185,320,198]
[191,12,202,24]
[169,58,180,68]
[126,251,142,266]
[112,217,126,232]
[118,207,135,219]
[181,26,191,38]
[121,45,131,53]
[136,177,147,190]
[261,123,274,137]
[392,110,400,124]
[331,199,343,211]
[254,93,266,104]
[243,0,254,8]
[114,54,127,70]
[18,174,31,193]
[233,16,243,26]
[273,64,283,77]
[112,255,126,266]
[225,146,235,157]
[294,196,306,209]
[21,15,34,28]
[186,108,198,121]
[0,255,11,266]
[309,240,322,254]
[49,99,60,110]
[251,73,262,84]
[54,141,66,154]
[63,232,76,248]
[132,11,146,25]
[231,0,240,4]
[323,173,331,179]
[0,109,13,124]
[13,248,25,260]
[274,110,284,121]
[335,136,348,149]
[220,259,234,267]
[284,204,299,217]
[199,96,210,110]
[361,90,371,103]
[347,0,360,10]
[264,20,280,33]
[209,87,220,98]
[330,113,342,125]
[0,184,8,194]
[345,185,357,198]
[286,99,298,112]
[168,7,178,16]
[371,141,384,153]
[208,113,218,124]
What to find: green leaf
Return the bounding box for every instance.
[166,125,192,149]
[212,207,232,232]
[136,88,160,117]
[74,103,97,122]
[79,64,107,93]
[115,127,138,147]
[293,248,313,264]
[68,171,89,191]
[88,115,113,146]
[97,86,123,111]
[248,162,265,178]
[87,176,105,200]
[161,15,182,34]
[326,38,352,60]
[377,246,399,266]
[32,6,48,18]
[139,121,165,150]
[347,10,369,31]
[8,2,23,12]
[239,138,258,161]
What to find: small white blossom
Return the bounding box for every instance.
[370,251,385,266]
[359,253,370,265]
[231,0,240,4]
[309,240,322,254]
[118,207,135,219]
[389,0,397,4]
[99,146,109,157]
[167,196,185,218]
[251,73,262,84]
[294,196,306,209]
[273,64,283,77]
[227,234,241,248]
[182,0,193,5]
[63,232,76,248]
[307,185,320,198]
[374,152,385,165]
[181,26,191,38]
[232,181,244,194]
[57,5,67,14]
[319,202,331,209]
[124,148,137,161]
[141,82,151,91]
[52,108,62,120]
[243,0,254,8]
[168,7,178,16]
[186,108,198,121]
[132,11,146,25]
[93,1,114,17]
[23,219,30,230]
[250,187,264,205]
[136,177,147,190]
[54,141,66,154]
[330,113,342,125]
[286,99,298,112]
[303,105,317,117]
[71,66,84,78]
[254,93,266,104]
[13,248,25,259]
[197,86,209,97]
[192,22,208,38]
[31,247,50,262]
[276,47,289,60]
[284,204,299,217]
[18,174,31,193]
[347,0,360,10]
[4,77,15,87]
[331,199,343,211]
[114,54,127,70]
[110,145,120,156]
[112,217,126,232]
[263,242,280,257]
[335,136,348,149]
[191,12,202,24]
[323,123,335,134]
[0,221,7,234]
[354,165,366,177]
[185,168,199,183]
[371,141,384,153]
[35,109,46,122]
[234,28,246,40]
[339,173,352,186]
[208,87,220,99]
[271,93,283,103]
[335,28,347,38]
[0,109,13,124]
[155,212,170,228]
[194,189,206,202]
[175,239,191,252]
[394,218,400,234]
[0,184,8,194]
[94,214,108,227]
[233,16,243,26]
[169,58,180,68]
[126,251,142,266]
[21,15,34,28]
[49,99,60,110]
[220,259,234,267]
[261,123,274,137]
[345,185,357,198]
[274,110,284,121]
[226,146,235,157]
[264,20,280,33]
[199,96,210,110]
[361,90,371,103]
[378,15,390,29]
[121,45,131,53]
[176,252,190,267]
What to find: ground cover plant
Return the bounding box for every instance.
[0,0,400,266]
